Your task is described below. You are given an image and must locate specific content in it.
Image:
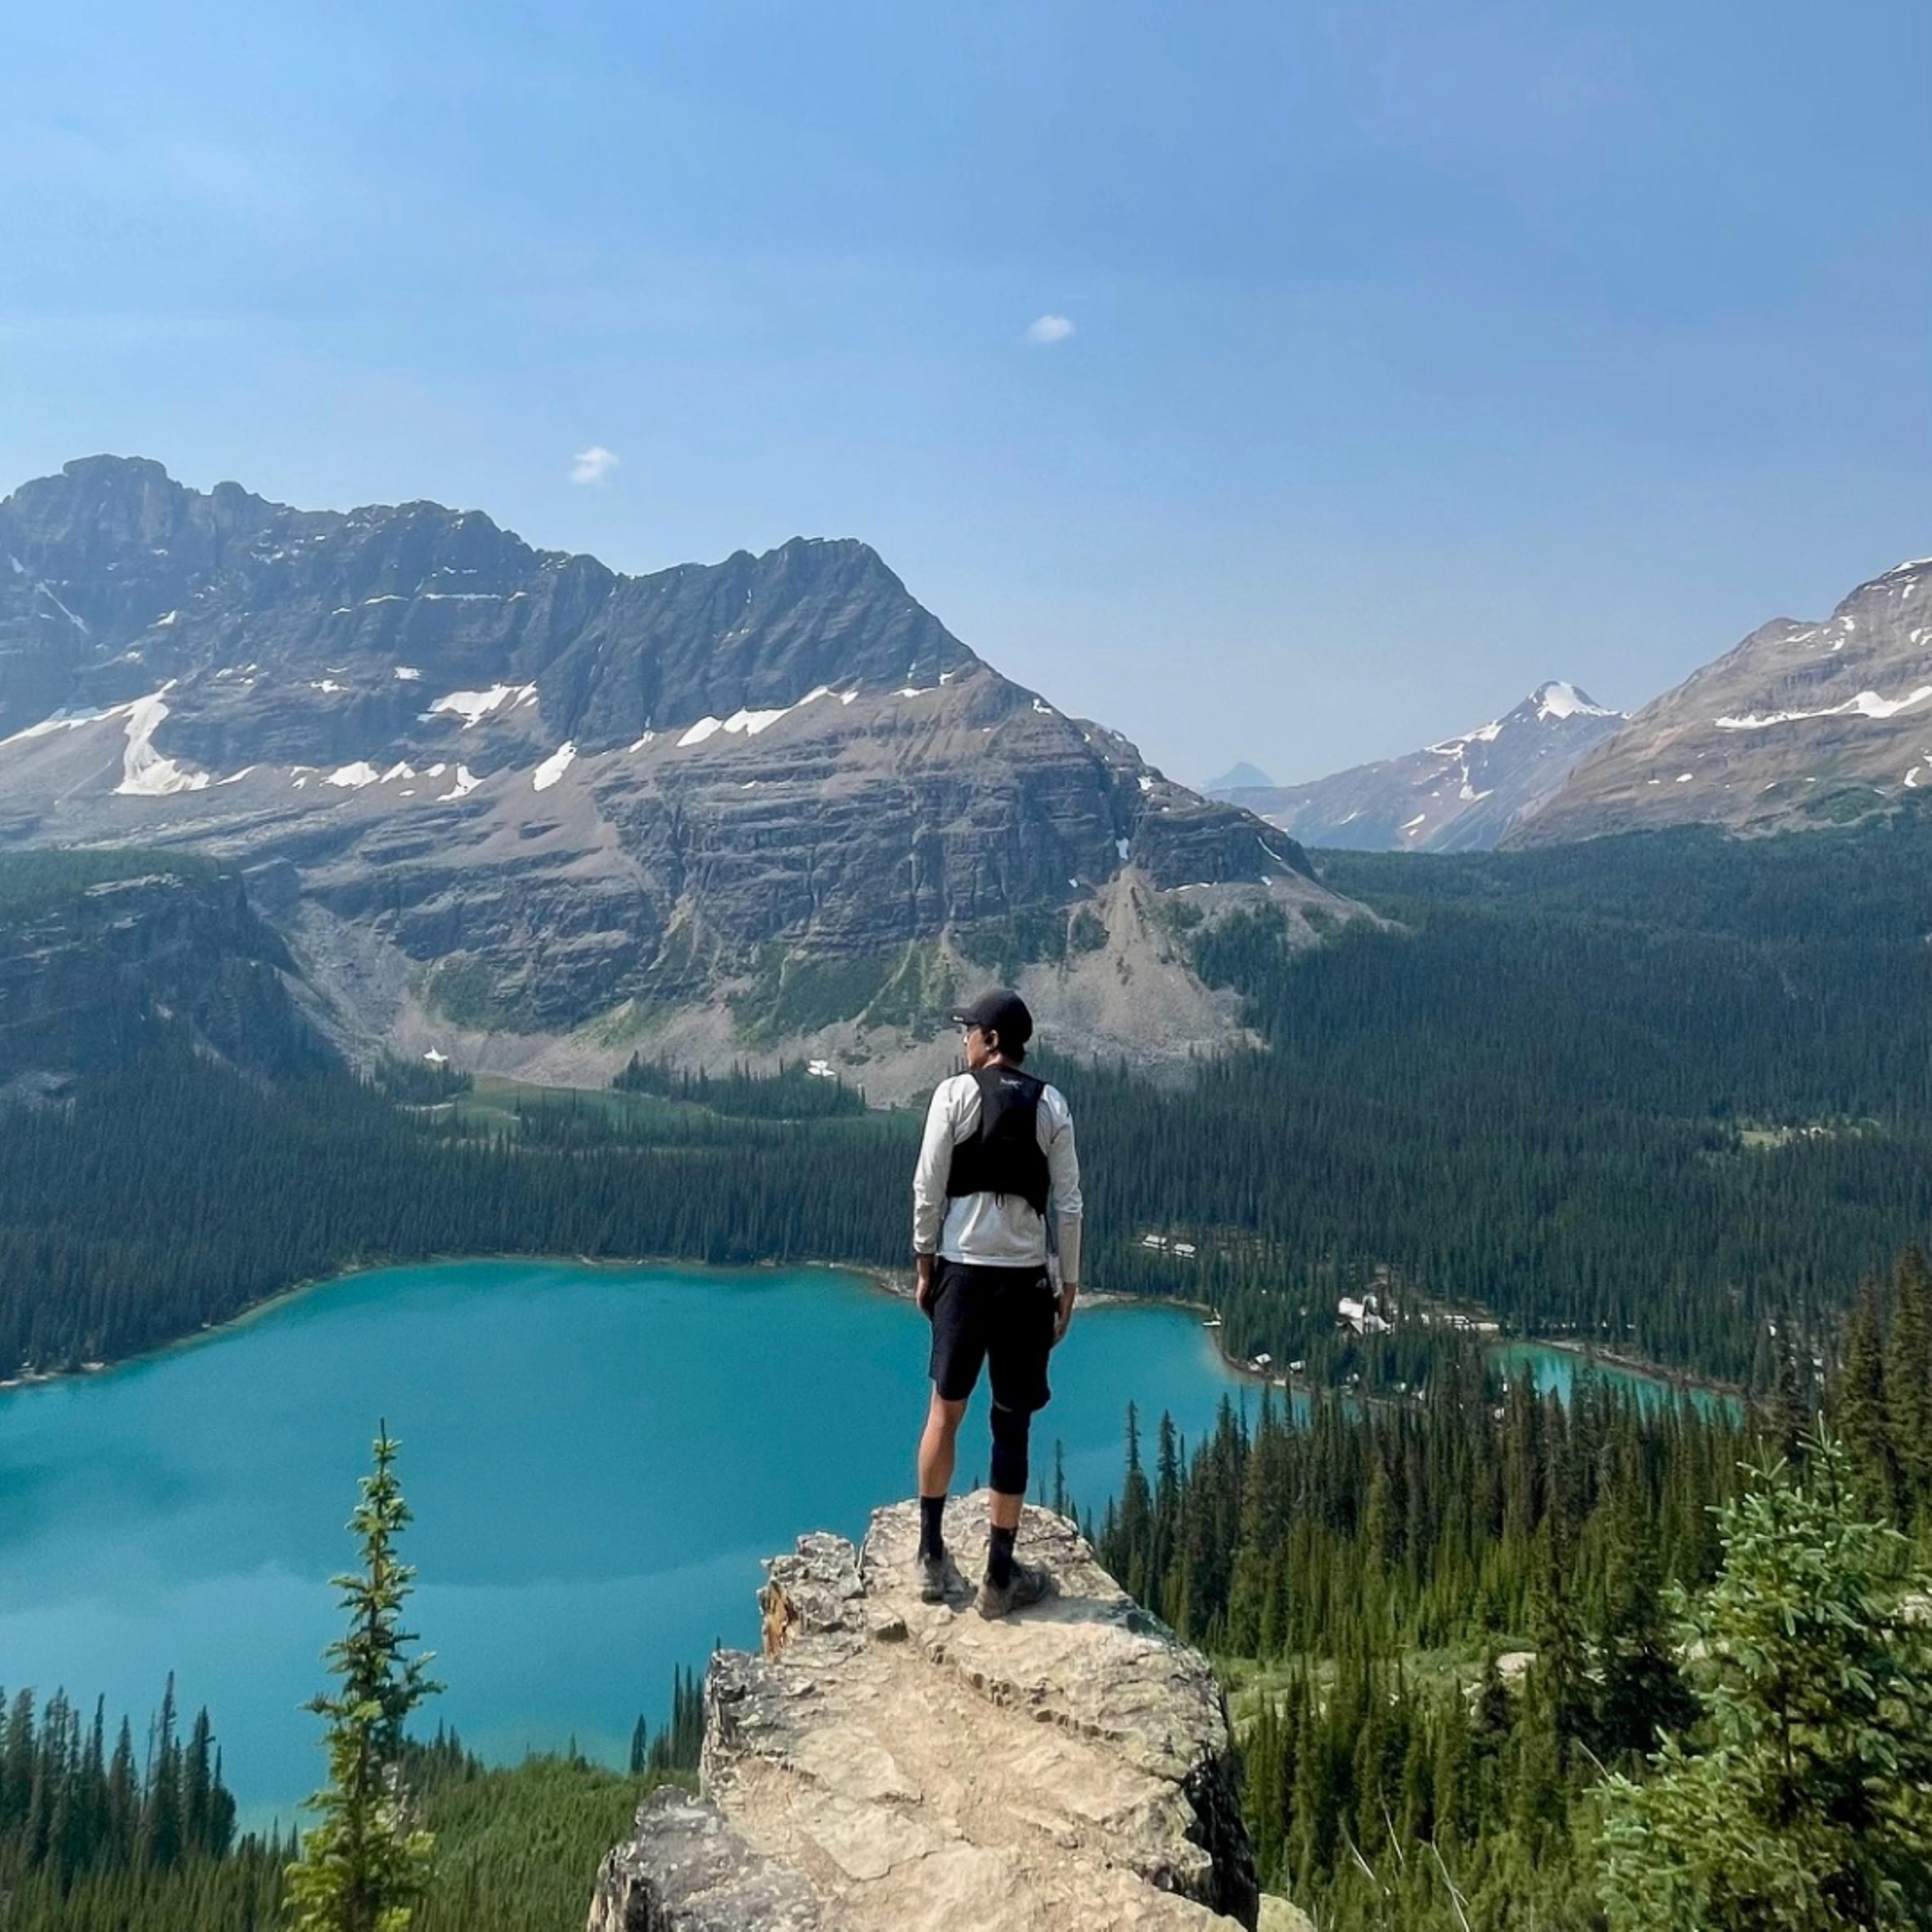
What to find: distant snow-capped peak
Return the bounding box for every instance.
[1530,680,1620,723]
[1216,679,1631,854]
[1427,682,1622,755]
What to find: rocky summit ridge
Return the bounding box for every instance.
[1508,556,1932,845]
[0,457,1357,1096]
[1212,681,1624,853]
[587,1493,1261,1931]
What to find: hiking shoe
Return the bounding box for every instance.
[977,1560,1055,1620]
[917,1548,956,1604]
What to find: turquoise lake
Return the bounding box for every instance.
[0,1260,1248,1824]
[1492,1341,1739,1417]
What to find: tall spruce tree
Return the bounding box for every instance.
[1886,1246,1932,1520]
[286,1427,443,1932]
[1833,1282,1897,1512]
[1596,1434,1932,1930]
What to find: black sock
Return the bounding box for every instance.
[919,1494,946,1560]
[988,1525,1016,1588]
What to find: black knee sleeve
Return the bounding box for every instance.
[989,1401,1032,1498]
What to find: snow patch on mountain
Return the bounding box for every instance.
[430,684,537,728]
[2,704,119,748]
[532,743,577,790]
[677,689,838,749]
[1715,685,1932,730]
[116,691,211,796]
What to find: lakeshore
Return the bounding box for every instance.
[0,1238,1739,1420]
[0,1256,1248,1823]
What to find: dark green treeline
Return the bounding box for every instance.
[628,1667,704,1777]
[1097,1363,1743,1670]
[1106,1244,1932,1928]
[13,1254,1926,1930]
[612,1052,867,1118]
[1068,811,1932,1384]
[0,1042,915,1371]
[4,809,1931,1382]
[0,1677,288,1932]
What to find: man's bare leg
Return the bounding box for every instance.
[989,1489,1022,1531]
[918,1391,967,1499]
[916,1391,968,1593]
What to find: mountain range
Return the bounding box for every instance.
[1507,557,1932,845]
[5,455,1923,1089]
[0,456,1353,1095]
[1209,682,1625,853]
[1212,555,1932,852]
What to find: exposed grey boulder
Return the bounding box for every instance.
[588,1790,827,1931]
[588,1494,1260,1931]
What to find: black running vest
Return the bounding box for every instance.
[945,1066,1052,1218]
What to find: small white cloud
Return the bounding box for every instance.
[570,445,620,486]
[1026,314,1075,346]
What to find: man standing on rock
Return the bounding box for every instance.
[912,989,1082,1617]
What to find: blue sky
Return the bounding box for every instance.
[5,1,1926,783]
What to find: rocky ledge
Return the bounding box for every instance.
[588,1492,1259,1931]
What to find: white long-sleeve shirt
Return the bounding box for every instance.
[912,1071,1083,1283]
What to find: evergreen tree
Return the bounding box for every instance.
[285,1427,443,1932]
[1834,1282,1897,1513]
[645,1668,705,1774]
[141,1675,183,1873]
[1767,1337,1812,1467]
[1594,1497,1695,1763]
[106,1716,139,1860]
[1597,1434,1932,1930]
[1886,1246,1932,1520]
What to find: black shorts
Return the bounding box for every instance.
[926,1258,1056,1413]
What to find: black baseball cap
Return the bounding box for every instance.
[950,988,1033,1050]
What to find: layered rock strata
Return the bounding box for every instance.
[588,1493,1260,1931]
[0,457,1358,1089]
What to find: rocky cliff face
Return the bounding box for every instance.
[587,1494,1259,1931]
[0,458,1356,1092]
[0,856,330,1087]
[1508,558,1932,846]
[1212,683,1625,852]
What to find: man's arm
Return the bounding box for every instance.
[912,1080,957,1313]
[1043,1094,1082,1343]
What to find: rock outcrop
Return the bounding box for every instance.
[0,856,330,1084]
[0,457,1361,1092]
[1213,682,1625,852]
[588,1494,1260,1931]
[1509,557,1932,845]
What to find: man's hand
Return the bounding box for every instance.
[1053,1280,1078,1346]
[915,1252,937,1315]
